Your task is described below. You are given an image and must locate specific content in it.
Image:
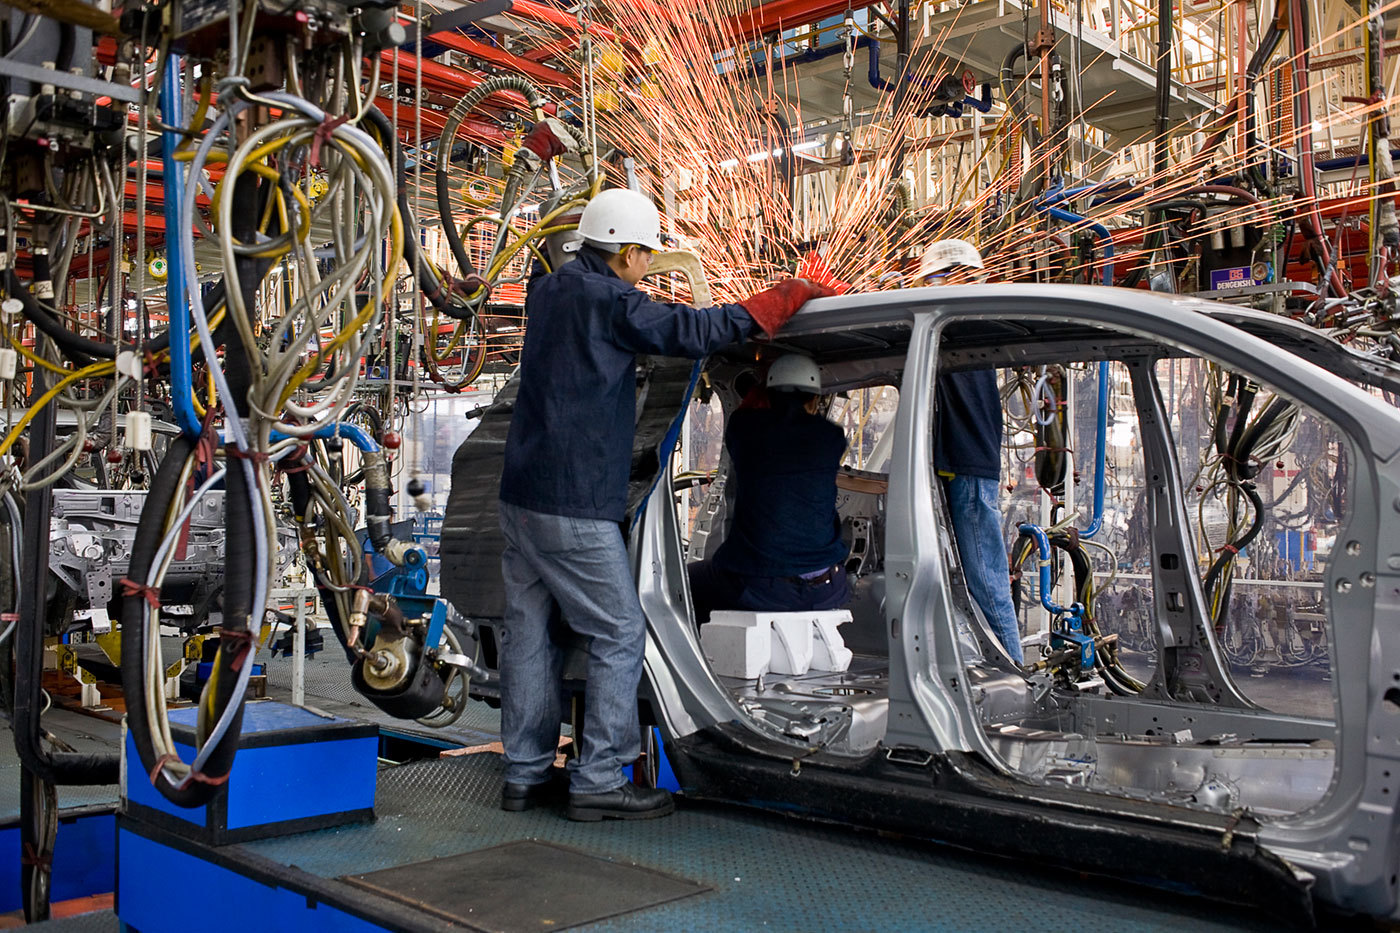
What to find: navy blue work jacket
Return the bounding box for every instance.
[500,248,756,522]
[713,405,850,578]
[934,370,1003,480]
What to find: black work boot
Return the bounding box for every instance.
[565,783,675,822]
[501,770,568,812]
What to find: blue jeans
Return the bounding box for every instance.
[497,501,645,794]
[944,475,1023,664]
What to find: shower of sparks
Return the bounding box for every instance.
[430,0,1400,307]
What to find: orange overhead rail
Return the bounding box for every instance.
[725,0,876,44]
[425,31,575,89]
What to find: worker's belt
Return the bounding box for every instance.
[787,565,840,587]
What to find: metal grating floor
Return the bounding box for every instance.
[246,753,1279,933]
[0,712,120,823]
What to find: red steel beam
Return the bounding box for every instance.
[725,0,873,44]
[507,0,617,41]
[378,50,533,108]
[371,96,512,144]
[426,31,575,89]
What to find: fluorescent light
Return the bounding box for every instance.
[792,140,822,152]
[746,149,771,162]
[719,158,739,169]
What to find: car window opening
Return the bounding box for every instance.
[672,320,1344,819]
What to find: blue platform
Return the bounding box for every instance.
[122,701,377,845]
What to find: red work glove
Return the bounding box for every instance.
[520,117,576,163]
[740,278,837,337]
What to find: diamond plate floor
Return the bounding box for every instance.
[245,753,1279,933]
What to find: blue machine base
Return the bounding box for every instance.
[122,700,377,846]
[117,818,395,933]
[0,805,115,914]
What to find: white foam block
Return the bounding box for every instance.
[768,615,814,675]
[710,610,767,627]
[810,610,854,672]
[701,621,771,679]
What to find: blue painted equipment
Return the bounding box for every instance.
[1018,524,1097,674]
[122,702,377,845]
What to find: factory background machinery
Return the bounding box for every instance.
[0,0,1399,930]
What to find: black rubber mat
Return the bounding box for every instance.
[339,839,708,932]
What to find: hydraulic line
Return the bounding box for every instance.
[363,105,474,321]
[1287,0,1346,300]
[160,53,203,438]
[11,370,118,788]
[119,439,226,805]
[433,75,546,289]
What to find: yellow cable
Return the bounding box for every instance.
[176,78,212,154]
[278,199,404,405]
[0,361,110,457]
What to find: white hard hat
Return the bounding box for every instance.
[916,238,985,281]
[766,354,821,393]
[576,188,666,252]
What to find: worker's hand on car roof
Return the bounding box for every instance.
[741,278,837,337]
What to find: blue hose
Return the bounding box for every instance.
[1042,205,1114,287]
[159,56,202,439]
[1018,523,1069,616]
[1019,202,1113,551]
[269,423,381,453]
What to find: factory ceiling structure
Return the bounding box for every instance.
[4,0,1400,931]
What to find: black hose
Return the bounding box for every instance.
[118,436,235,806]
[433,75,545,287]
[12,370,117,786]
[9,262,111,362]
[362,106,474,321]
[363,449,394,554]
[5,264,233,365]
[121,174,271,808]
[0,493,18,721]
[193,174,267,760]
[1224,382,1258,476]
[1202,482,1265,619]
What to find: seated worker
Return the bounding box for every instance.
[688,354,851,623]
[919,238,1023,664]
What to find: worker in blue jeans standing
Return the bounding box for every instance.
[918,239,1023,664]
[498,186,832,821]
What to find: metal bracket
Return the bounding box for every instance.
[399,0,511,48]
[0,59,140,104]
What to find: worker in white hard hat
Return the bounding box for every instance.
[498,186,834,822]
[918,239,1023,664]
[686,353,851,625]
